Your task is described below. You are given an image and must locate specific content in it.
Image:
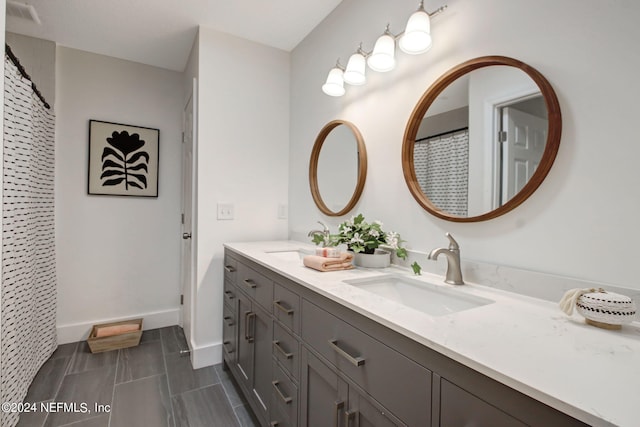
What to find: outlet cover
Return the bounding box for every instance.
[217,203,234,220]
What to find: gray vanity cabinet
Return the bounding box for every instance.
[223,249,589,427]
[299,347,348,427]
[301,299,431,427]
[235,290,273,420]
[224,256,273,426]
[300,347,404,427]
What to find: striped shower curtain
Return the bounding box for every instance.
[1,51,56,427]
[414,129,469,217]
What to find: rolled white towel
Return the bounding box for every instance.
[558,288,600,315]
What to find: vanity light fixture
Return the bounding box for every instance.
[321,1,446,96]
[343,44,367,85]
[367,25,397,72]
[399,1,433,54]
[322,60,346,97]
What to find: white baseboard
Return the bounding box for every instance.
[190,341,222,369]
[56,308,180,344]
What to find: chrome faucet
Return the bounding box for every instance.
[428,233,464,285]
[307,221,330,245]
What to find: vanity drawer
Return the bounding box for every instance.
[273,282,300,334]
[223,279,236,311]
[440,379,527,427]
[301,299,431,427]
[271,361,298,427]
[273,322,300,381]
[223,255,237,283]
[222,304,236,359]
[238,262,274,312]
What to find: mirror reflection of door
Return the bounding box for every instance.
[499,96,547,204]
[414,65,549,217]
[403,56,562,222]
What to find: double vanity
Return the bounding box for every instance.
[221,240,640,427]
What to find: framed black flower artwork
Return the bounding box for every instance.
[88,120,159,197]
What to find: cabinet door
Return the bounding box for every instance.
[235,290,254,390]
[252,303,273,419]
[346,387,405,427]
[440,379,526,427]
[300,348,348,427]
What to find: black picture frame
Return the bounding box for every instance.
[88,120,159,197]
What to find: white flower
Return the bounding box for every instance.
[350,233,364,245]
[385,231,399,248]
[369,229,380,238]
[374,220,383,227]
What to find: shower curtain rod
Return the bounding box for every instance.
[417,126,468,142]
[4,44,51,110]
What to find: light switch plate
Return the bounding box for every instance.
[217,203,234,220]
[278,203,288,219]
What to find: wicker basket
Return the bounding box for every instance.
[87,318,143,353]
[576,291,636,330]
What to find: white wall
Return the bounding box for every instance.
[5,33,56,105]
[55,47,184,342]
[289,0,640,290]
[192,27,289,367]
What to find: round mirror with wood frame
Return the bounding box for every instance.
[309,120,368,217]
[402,56,562,222]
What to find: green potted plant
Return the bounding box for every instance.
[311,213,414,269]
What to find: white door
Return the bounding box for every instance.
[180,79,197,348]
[501,107,547,203]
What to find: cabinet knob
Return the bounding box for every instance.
[182,232,192,240]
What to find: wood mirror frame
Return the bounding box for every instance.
[402,56,562,222]
[309,120,368,217]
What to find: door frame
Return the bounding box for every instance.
[486,89,541,209]
[180,78,198,352]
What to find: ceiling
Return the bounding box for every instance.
[5,0,343,71]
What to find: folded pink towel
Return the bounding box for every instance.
[303,252,354,272]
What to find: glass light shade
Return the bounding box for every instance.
[343,52,367,85]
[367,34,396,72]
[399,9,432,54]
[322,67,346,97]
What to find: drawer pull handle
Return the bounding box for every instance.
[222,340,234,354]
[273,300,294,315]
[224,290,234,299]
[243,279,257,289]
[328,339,365,367]
[334,400,344,427]
[244,312,255,342]
[272,340,293,359]
[272,380,293,404]
[345,409,360,427]
[224,265,236,273]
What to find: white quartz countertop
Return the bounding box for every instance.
[224,241,640,427]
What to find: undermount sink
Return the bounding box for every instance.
[343,274,494,317]
[266,249,312,262]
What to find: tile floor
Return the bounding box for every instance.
[16,326,259,427]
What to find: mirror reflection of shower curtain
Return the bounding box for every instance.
[1,54,56,427]
[414,129,469,216]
